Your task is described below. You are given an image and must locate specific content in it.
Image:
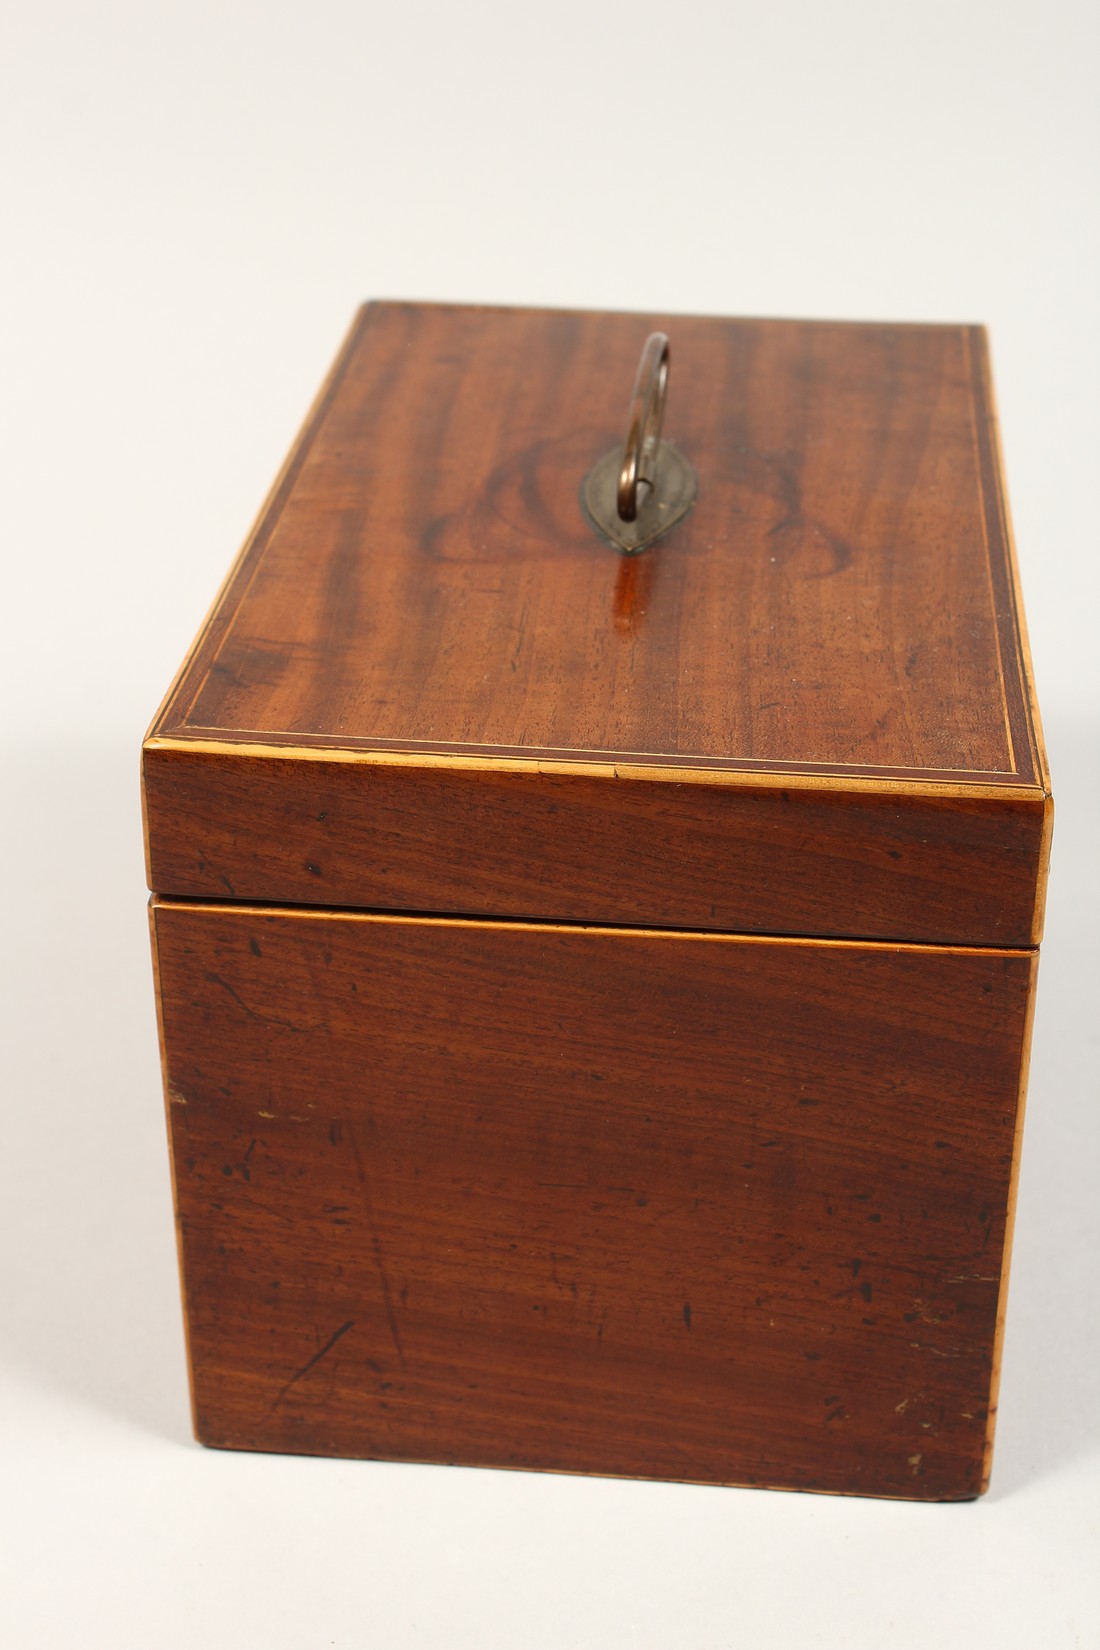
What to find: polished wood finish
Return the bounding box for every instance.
[143,742,1048,947]
[151,303,1038,781]
[143,302,1050,946]
[144,302,1050,1499]
[151,899,1036,1501]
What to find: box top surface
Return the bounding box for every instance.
[150,301,1046,794]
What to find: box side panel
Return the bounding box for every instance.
[144,744,1046,948]
[152,900,1035,1500]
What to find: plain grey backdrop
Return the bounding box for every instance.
[1,1,1097,1645]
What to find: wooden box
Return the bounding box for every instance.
[144,301,1051,1499]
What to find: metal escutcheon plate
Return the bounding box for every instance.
[581,440,697,554]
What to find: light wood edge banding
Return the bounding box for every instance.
[143,734,1048,804]
[980,947,1041,1493]
[148,895,1034,959]
[148,899,202,1444]
[143,303,370,746]
[973,330,1053,946]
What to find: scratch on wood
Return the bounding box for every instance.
[348,1124,407,1369]
[269,1319,355,1413]
[202,970,308,1033]
[909,1341,962,1359]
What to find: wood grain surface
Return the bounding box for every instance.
[143,742,1048,947]
[151,898,1037,1500]
[143,302,1050,944]
[150,302,1041,784]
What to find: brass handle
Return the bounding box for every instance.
[617,333,669,522]
[580,332,697,554]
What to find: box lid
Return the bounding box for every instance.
[144,301,1051,946]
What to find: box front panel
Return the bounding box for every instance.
[152,901,1034,1500]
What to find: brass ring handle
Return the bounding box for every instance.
[617,333,669,522]
[580,331,695,553]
